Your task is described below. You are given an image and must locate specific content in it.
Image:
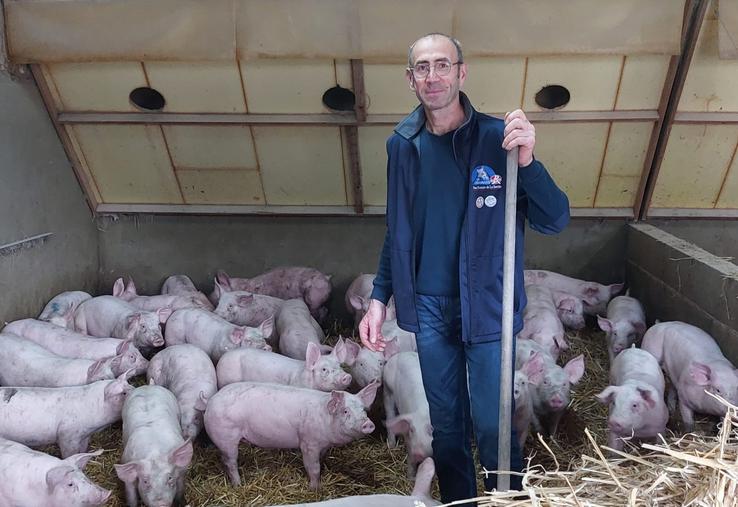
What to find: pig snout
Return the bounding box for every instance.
[340,373,352,387]
[608,419,625,433]
[548,395,566,410]
[361,419,375,434]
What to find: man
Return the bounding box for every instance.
[359,33,570,503]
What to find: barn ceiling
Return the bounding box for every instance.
[3,0,737,219]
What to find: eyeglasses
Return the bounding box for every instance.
[408,60,462,79]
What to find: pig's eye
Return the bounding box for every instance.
[67,481,74,488]
[322,368,327,373]
[343,409,349,415]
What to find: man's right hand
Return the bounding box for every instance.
[359,299,387,352]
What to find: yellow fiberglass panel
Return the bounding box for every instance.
[680,19,738,112]
[523,56,622,111]
[616,55,671,110]
[144,62,247,113]
[462,57,526,113]
[47,62,147,112]
[162,126,257,170]
[651,125,738,208]
[359,126,393,206]
[72,125,182,204]
[533,123,609,207]
[240,59,337,114]
[595,122,653,207]
[363,63,419,115]
[253,127,347,205]
[177,169,265,205]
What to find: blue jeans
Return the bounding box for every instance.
[414,294,522,504]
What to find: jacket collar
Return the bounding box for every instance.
[394,91,476,140]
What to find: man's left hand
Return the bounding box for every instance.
[503,109,535,167]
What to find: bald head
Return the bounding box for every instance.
[408,33,463,67]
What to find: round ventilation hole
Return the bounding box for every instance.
[322,86,355,112]
[534,85,570,110]
[129,87,166,111]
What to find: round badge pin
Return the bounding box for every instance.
[484,195,497,208]
[475,196,484,208]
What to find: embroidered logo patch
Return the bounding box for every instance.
[485,195,497,208]
[472,165,503,190]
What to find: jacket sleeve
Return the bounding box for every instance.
[518,157,570,234]
[370,229,393,305]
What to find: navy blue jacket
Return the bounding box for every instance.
[371,93,570,343]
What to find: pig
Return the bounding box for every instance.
[212,267,332,322]
[3,318,149,375]
[0,332,125,387]
[342,336,406,388]
[38,290,92,328]
[381,319,417,351]
[642,321,738,431]
[216,339,352,391]
[344,274,396,330]
[213,288,284,332]
[265,456,440,507]
[114,277,214,312]
[0,371,133,457]
[524,269,624,316]
[515,339,585,437]
[597,295,647,363]
[160,275,199,295]
[275,298,327,360]
[595,346,668,451]
[164,308,273,362]
[514,352,545,450]
[115,385,194,507]
[520,284,568,361]
[0,438,111,507]
[147,344,217,440]
[382,351,433,478]
[73,295,170,349]
[204,380,379,488]
[551,290,585,330]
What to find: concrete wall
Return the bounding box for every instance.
[627,223,738,363]
[0,71,98,322]
[651,219,738,262]
[96,215,628,322]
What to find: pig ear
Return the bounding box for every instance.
[597,316,613,333]
[327,391,345,415]
[110,354,123,372]
[126,312,141,330]
[237,294,255,307]
[216,270,232,290]
[357,379,380,409]
[383,338,401,360]
[87,359,108,382]
[332,337,348,364]
[64,449,103,470]
[609,283,625,297]
[584,285,600,297]
[522,352,545,385]
[564,354,585,384]
[125,278,137,296]
[230,327,245,344]
[114,462,139,483]
[689,362,712,386]
[46,465,74,492]
[385,415,411,435]
[157,307,173,324]
[194,391,208,412]
[557,297,577,312]
[349,295,365,311]
[116,338,133,355]
[104,377,125,401]
[169,439,194,468]
[342,340,360,366]
[637,387,657,409]
[258,316,274,338]
[113,278,125,297]
[595,386,618,404]
[305,342,321,370]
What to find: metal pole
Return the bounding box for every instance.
[497,146,518,492]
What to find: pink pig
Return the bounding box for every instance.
[345,274,396,330]
[38,290,92,329]
[342,336,406,388]
[212,267,332,322]
[113,277,213,312]
[0,438,111,507]
[520,284,568,361]
[524,269,624,316]
[216,339,352,391]
[642,321,738,431]
[3,318,148,376]
[0,371,133,457]
[73,295,171,348]
[164,308,273,362]
[597,295,647,363]
[514,351,545,449]
[160,274,199,295]
[204,380,379,489]
[275,298,327,360]
[551,289,585,330]
[596,346,668,451]
[214,288,284,332]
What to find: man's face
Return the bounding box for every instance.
[406,36,467,112]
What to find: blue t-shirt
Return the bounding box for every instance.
[413,127,467,296]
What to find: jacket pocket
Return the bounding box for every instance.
[471,254,505,336]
